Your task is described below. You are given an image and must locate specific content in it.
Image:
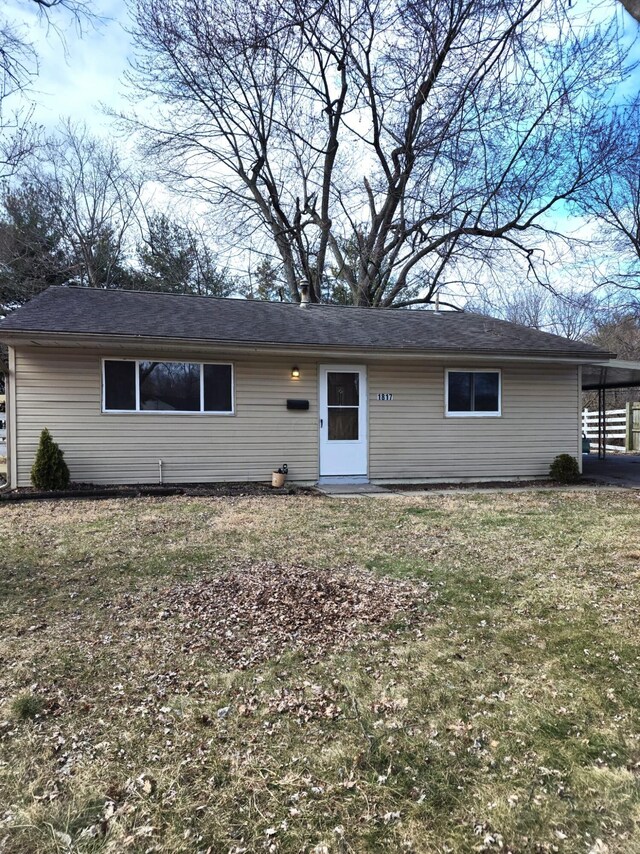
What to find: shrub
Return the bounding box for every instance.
[30,428,70,490]
[11,693,44,721]
[549,453,581,484]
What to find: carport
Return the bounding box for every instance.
[581,359,640,486]
[582,359,640,458]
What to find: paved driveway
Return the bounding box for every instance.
[583,454,640,487]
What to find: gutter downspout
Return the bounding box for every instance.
[1,347,15,490]
[577,365,583,474]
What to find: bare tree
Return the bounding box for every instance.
[549,288,601,341]
[576,106,640,293]
[1,0,90,92]
[23,122,144,288]
[1,0,93,177]
[126,0,635,307]
[466,281,600,340]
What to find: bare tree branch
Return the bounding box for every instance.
[1,0,95,178]
[125,0,636,307]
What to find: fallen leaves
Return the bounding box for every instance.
[145,561,427,668]
[266,683,343,723]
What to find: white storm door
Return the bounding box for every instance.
[319,365,368,477]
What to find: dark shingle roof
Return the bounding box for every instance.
[0,286,611,359]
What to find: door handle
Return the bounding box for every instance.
[320,418,323,428]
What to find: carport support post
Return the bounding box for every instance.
[598,387,606,460]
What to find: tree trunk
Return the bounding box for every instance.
[619,0,640,23]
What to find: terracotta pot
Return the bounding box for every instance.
[272,471,286,488]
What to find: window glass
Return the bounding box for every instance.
[139,361,200,411]
[448,372,472,412]
[203,364,232,412]
[328,408,359,440]
[104,360,136,410]
[474,372,500,412]
[328,372,359,406]
[448,371,499,414]
[103,360,233,413]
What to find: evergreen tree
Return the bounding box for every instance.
[30,428,70,490]
[137,212,235,296]
[0,181,70,313]
[243,258,285,302]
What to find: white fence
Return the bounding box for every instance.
[583,407,629,453]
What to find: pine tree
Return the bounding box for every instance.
[137,213,236,297]
[30,428,70,490]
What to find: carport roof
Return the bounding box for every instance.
[582,360,640,390]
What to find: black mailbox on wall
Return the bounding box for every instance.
[287,399,310,410]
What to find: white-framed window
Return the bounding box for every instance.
[445,369,501,417]
[102,359,234,414]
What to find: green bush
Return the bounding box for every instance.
[30,428,70,490]
[549,453,581,484]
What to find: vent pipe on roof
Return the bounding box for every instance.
[299,283,311,308]
[433,292,441,315]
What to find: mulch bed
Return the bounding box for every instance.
[147,563,427,669]
[386,478,598,491]
[0,478,602,503]
[0,481,316,502]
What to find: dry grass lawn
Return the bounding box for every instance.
[1,489,640,853]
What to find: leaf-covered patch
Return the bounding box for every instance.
[145,562,426,668]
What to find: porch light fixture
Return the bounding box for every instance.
[291,366,300,379]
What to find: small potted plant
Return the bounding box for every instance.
[272,464,288,488]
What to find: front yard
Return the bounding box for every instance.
[1,490,640,853]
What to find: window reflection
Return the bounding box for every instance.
[328,372,359,406]
[328,408,358,440]
[139,361,200,411]
[327,372,359,439]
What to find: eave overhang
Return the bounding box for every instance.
[0,329,614,365]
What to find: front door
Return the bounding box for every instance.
[319,365,368,477]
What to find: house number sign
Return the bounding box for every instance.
[377,393,393,401]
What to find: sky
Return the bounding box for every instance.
[5,0,133,135]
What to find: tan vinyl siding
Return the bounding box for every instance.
[13,348,580,485]
[368,362,579,481]
[14,348,318,486]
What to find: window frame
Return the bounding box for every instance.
[444,368,502,418]
[101,358,235,415]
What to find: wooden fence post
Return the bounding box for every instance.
[626,402,640,453]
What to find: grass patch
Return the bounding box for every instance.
[1,490,640,851]
[10,693,45,721]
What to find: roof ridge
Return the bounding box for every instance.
[48,285,460,315]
